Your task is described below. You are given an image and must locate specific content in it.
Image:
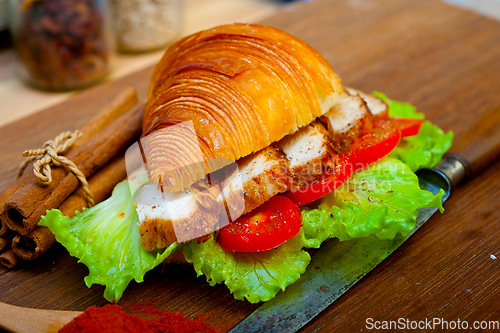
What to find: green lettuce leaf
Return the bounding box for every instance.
[302,157,444,247]
[373,91,424,119]
[183,230,311,303]
[389,121,454,172]
[39,180,181,302]
[373,91,454,171]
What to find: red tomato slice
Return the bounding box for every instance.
[347,119,401,171]
[283,154,353,207]
[391,117,424,137]
[218,196,302,252]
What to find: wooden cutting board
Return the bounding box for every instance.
[1,0,500,331]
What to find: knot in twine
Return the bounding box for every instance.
[17,130,95,208]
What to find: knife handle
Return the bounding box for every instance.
[448,104,500,181]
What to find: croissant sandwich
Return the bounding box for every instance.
[41,23,451,303]
[137,23,393,251]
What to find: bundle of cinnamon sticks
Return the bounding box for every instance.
[0,87,144,268]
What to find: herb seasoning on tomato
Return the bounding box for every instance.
[218,196,302,252]
[284,154,354,207]
[347,119,401,170]
[391,117,424,137]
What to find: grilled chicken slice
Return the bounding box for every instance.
[321,92,373,146]
[135,144,292,249]
[136,180,222,251]
[345,87,388,119]
[232,144,293,214]
[277,121,338,189]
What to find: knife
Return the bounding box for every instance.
[228,106,500,333]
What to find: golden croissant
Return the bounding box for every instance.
[142,23,344,191]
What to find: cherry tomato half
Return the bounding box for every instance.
[218,196,302,252]
[347,119,401,171]
[283,154,353,207]
[391,117,424,137]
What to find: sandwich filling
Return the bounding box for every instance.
[135,88,380,250]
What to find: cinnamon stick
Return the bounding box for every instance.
[0,237,10,251]
[12,232,49,262]
[0,248,20,269]
[11,150,137,261]
[0,87,138,236]
[0,220,9,237]
[0,167,32,237]
[2,103,145,236]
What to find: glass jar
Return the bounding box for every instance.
[9,0,115,91]
[110,0,182,53]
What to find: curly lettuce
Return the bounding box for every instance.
[39,180,181,302]
[373,91,454,171]
[389,121,454,172]
[183,230,311,303]
[301,157,444,248]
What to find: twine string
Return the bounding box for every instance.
[17,130,95,208]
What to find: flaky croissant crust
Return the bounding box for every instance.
[143,23,344,191]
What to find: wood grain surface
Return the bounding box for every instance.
[1,0,500,332]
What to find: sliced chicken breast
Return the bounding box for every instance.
[345,87,388,119]
[136,144,293,250]
[322,92,373,145]
[277,121,338,189]
[232,144,293,214]
[135,180,222,250]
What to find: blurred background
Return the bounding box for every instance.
[0,0,498,127]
